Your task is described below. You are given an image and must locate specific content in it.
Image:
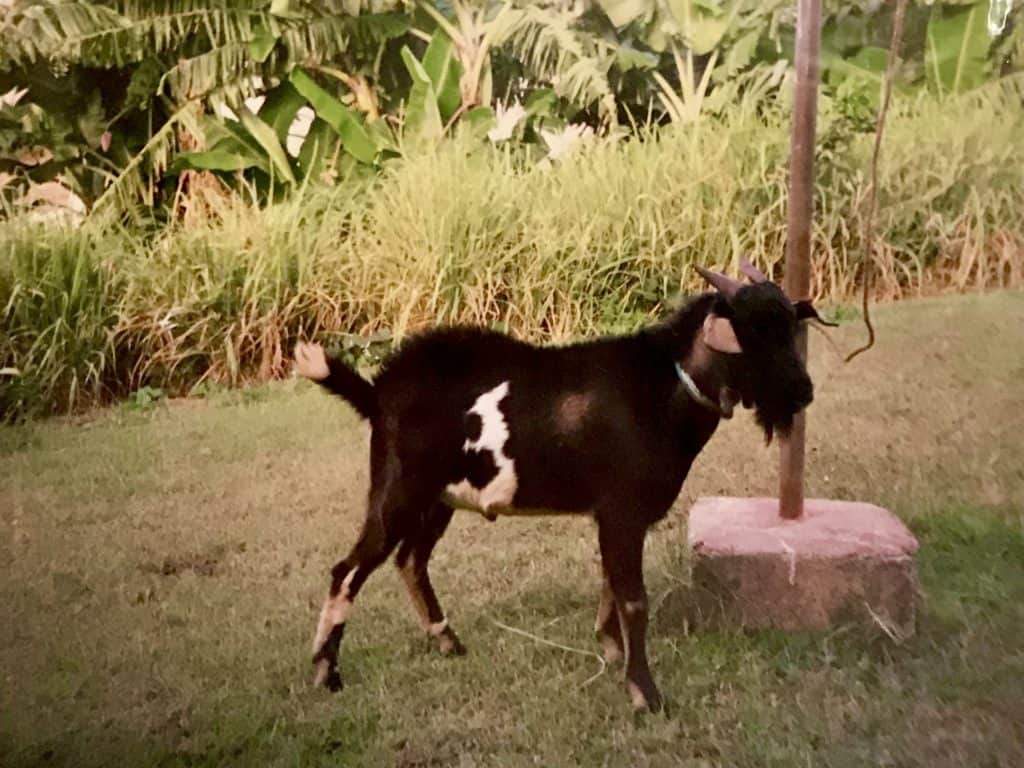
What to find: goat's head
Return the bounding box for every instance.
[695,260,828,442]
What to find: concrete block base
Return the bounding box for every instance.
[687,497,919,636]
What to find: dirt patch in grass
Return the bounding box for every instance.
[139,542,246,578]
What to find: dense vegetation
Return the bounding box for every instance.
[2,0,1021,212]
[1,1,1023,419]
[3,82,1022,420]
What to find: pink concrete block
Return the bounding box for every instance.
[687,497,919,634]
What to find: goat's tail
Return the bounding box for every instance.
[294,342,377,421]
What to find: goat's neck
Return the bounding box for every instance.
[679,336,736,417]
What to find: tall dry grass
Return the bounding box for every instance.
[2,84,1022,419]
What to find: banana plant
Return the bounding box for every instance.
[925,1,993,97]
[398,30,496,147]
[597,0,790,125]
[0,0,411,209]
[169,68,387,188]
[417,1,633,126]
[651,43,718,124]
[416,1,513,113]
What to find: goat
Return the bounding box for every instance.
[294,262,826,712]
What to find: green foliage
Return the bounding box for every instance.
[167,68,383,191]
[2,86,1022,420]
[421,29,462,122]
[0,0,412,210]
[288,68,379,163]
[1,0,1021,215]
[400,43,445,143]
[237,102,296,184]
[0,221,119,419]
[926,1,993,96]
[124,384,164,411]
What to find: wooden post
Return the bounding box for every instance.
[779,0,822,520]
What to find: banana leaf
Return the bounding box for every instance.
[422,31,463,123]
[169,120,269,175]
[257,82,306,144]
[400,46,444,144]
[289,68,378,165]
[236,104,296,184]
[297,117,339,182]
[926,1,991,97]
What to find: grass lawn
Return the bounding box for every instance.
[2,292,1023,767]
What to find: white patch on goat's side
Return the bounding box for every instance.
[443,381,518,513]
[294,342,329,381]
[311,566,358,654]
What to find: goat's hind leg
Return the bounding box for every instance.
[311,557,362,691]
[395,502,466,656]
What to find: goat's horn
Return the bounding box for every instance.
[694,264,743,299]
[739,258,770,283]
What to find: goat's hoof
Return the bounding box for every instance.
[437,627,467,657]
[313,659,344,692]
[598,633,624,666]
[627,680,663,714]
[324,670,344,692]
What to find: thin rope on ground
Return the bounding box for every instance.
[845,0,909,363]
[490,617,608,687]
[864,601,907,644]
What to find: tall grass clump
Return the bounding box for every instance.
[309,104,799,341]
[115,185,369,392]
[0,222,123,419]
[814,74,1024,299]
[1,84,1022,420]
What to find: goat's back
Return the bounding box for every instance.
[369,326,699,517]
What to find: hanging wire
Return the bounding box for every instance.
[844,0,910,363]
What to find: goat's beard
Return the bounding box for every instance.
[727,354,814,445]
[753,398,798,445]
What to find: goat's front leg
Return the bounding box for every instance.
[394,502,466,656]
[598,520,661,712]
[595,568,624,665]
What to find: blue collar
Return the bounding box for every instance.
[674,362,722,415]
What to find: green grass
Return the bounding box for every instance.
[2,292,1023,766]
[3,84,1024,419]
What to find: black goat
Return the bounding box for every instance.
[295,262,825,711]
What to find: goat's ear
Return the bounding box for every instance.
[793,300,838,326]
[702,314,744,354]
